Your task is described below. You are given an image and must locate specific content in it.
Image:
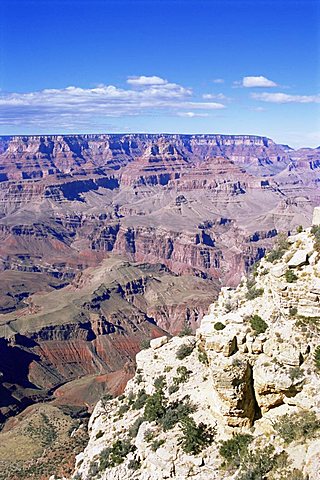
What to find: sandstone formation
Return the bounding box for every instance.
[0,133,319,310]
[72,216,320,480]
[0,258,216,422]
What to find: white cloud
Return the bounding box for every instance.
[177,111,209,117]
[127,75,168,86]
[212,78,224,84]
[251,92,320,103]
[202,93,228,100]
[0,76,226,128]
[242,76,277,88]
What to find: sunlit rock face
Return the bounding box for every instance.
[72,212,320,480]
[0,133,318,294]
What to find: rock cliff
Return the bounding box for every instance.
[0,133,319,303]
[72,211,320,480]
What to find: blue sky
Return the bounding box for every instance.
[0,0,319,148]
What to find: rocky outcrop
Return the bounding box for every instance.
[72,213,320,480]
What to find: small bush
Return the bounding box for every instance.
[168,384,179,394]
[140,338,151,350]
[128,458,141,470]
[266,233,290,263]
[273,411,320,444]
[154,375,166,391]
[144,429,155,443]
[151,439,165,451]
[179,416,216,454]
[132,389,149,410]
[117,403,130,417]
[219,433,253,467]
[95,430,104,439]
[289,367,304,381]
[214,322,226,331]
[314,345,320,370]
[237,445,277,480]
[136,374,143,384]
[289,307,298,317]
[246,286,264,300]
[159,399,197,431]
[176,343,194,360]
[129,416,145,438]
[296,225,303,233]
[99,438,136,468]
[285,269,298,283]
[311,225,320,252]
[175,365,191,383]
[144,390,166,422]
[198,350,209,365]
[178,323,193,337]
[250,314,268,334]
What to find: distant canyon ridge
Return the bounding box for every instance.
[0,133,319,422]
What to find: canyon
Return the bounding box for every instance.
[0,133,319,478]
[72,212,320,480]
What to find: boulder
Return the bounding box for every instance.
[287,250,309,268]
[270,264,287,278]
[150,336,168,349]
[312,206,320,226]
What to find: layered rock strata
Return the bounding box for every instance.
[72,216,320,480]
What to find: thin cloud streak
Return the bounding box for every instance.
[0,76,225,127]
[252,92,320,103]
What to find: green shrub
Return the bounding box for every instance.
[176,343,194,360]
[198,350,209,365]
[179,416,216,454]
[266,233,290,263]
[219,433,253,467]
[314,346,320,370]
[95,430,104,439]
[273,411,320,444]
[214,322,226,331]
[250,314,268,334]
[311,225,320,252]
[175,366,191,383]
[289,367,304,381]
[140,338,151,350]
[135,374,143,384]
[117,403,130,417]
[178,323,193,337]
[99,438,136,468]
[154,375,166,391]
[128,458,141,470]
[285,269,298,283]
[168,384,179,394]
[246,286,264,300]
[237,445,277,480]
[144,429,155,443]
[144,390,166,422]
[129,416,145,438]
[132,389,149,410]
[296,225,303,233]
[289,307,298,317]
[151,439,165,451]
[159,399,197,431]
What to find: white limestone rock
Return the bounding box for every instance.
[150,335,168,349]
[312,206,320,226]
